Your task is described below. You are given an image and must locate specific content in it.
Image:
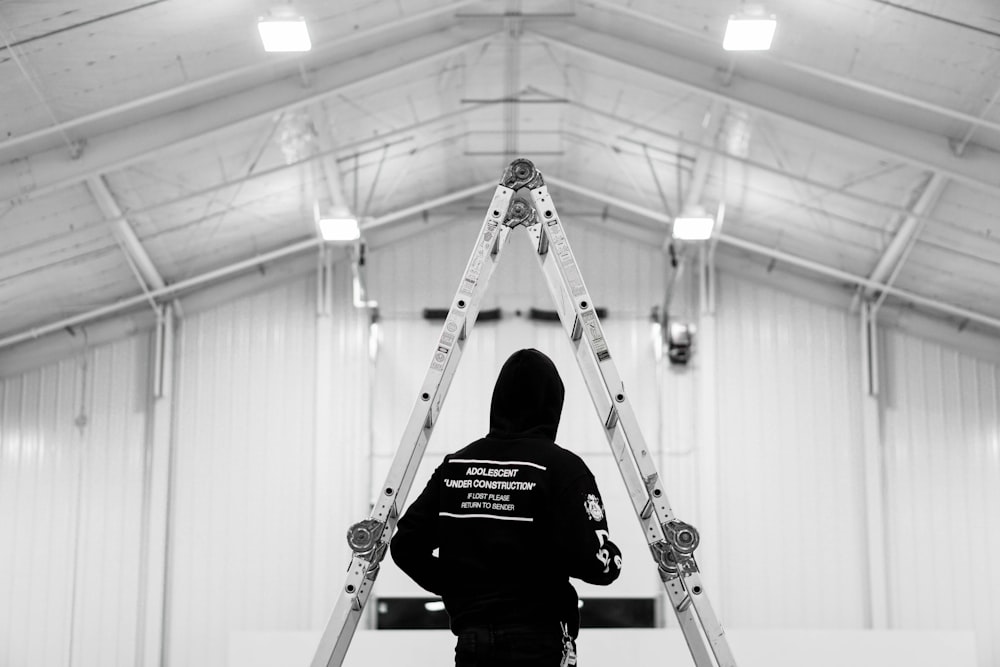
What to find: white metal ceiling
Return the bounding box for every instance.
[1,0,999,350]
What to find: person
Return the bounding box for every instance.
[390,348,622,667]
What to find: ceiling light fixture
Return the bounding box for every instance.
[672,207,715,241]
[723,5,776,51]
[258,6,312,53]
[318,206,360,242]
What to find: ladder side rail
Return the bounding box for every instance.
[522,186,732,667]
[525,185,678,523]
[373,185,516,524]
[522,219,719,667]
[527,208,737,667]
[684,572,738,667]
[311,185,516,667]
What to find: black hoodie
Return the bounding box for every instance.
[390,348,622,636]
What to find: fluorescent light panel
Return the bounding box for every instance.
[672,215,715,241]
[318,216,360,241]
[258,16,311,52]
[723,16,776,51]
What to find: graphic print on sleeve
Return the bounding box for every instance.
[439,458,546,522]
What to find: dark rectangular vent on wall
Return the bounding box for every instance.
[422,307,502,322]
[528,307,607,321]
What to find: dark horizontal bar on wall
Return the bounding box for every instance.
[528,307,608,321]
[422,307,502,322]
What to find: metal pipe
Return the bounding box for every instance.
[86,175,167,293]
[867,172,947,289]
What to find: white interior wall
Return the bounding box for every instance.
[714,274,869,628]
[1,223,998,666]
[881,330,1000,666]
[0,336,149,667]
[165,278,318,666]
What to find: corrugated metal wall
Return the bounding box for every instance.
[166,278,318,666]
[882,329,1000,666]
[0,336,149,667]
[714,274,869,628]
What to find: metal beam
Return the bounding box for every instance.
[579,0,1000,139]
[0,0,480,162]
[532,28,1000,199]
[683,100,725,212]
[858,172,948,309]
[74,104,485,234]
[0,27,498,204]
[571,98,927,224]
[0,184,499,349]
[85,175,167,297]
[362,181,498,232]
[311,103,353,212]
[543,176,1000,332]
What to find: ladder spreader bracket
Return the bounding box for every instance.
[310,158,737,667]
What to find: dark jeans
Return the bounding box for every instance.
[454,624,575,667]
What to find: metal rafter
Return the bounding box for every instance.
[682,99,725,213]
[0,0,480,161]
[565,98,937,231]
[311,103,353,212]
[542,176,1000,332]
[0,27,500,204]
[85,174,170,313]
[5,175,999,354]
[851,171,949,312]
[531,27,1000,199]
[579,0,1000,140]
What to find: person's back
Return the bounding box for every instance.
[391,348,622,666]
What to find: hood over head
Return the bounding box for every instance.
[488,348,564,440]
